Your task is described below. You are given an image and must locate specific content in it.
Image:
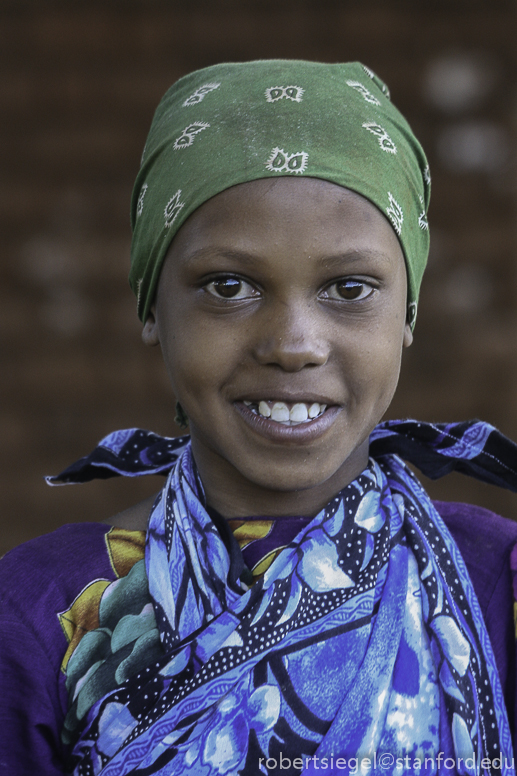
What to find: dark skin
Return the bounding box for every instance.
[107,177,412,530]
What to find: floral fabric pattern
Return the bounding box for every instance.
[51,420,517,775]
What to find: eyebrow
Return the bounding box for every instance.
[179,248,263,268]
[316,250,396,269]
[179,247,396,269]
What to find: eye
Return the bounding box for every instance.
[323,279,375,302]
[204,276,259,300]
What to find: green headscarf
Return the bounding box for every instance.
[130,60,430,328]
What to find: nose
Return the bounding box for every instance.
[253,300,330,372]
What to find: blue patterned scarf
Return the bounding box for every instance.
[49,420,517,775]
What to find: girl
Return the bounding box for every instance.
[1,60,516,775]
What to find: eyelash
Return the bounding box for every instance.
[203,275,376,302]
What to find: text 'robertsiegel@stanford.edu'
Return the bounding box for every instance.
[257,752,514,773]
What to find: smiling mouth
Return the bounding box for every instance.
[242,400,327,425]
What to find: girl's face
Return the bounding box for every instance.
[145,177,412,517]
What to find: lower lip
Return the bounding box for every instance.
[234,402,342,444]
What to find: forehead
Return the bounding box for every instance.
[164,177,405,268]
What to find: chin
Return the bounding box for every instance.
[249,468,331,494]
[231,451,358,495]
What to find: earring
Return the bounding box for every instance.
[174,401,189,430]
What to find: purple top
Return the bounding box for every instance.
[0,502,516,774]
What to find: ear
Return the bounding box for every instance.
[142,307,160,347]
[403,321,413,349]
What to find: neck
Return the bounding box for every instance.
[190,437,370,519]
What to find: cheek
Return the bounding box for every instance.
[346,322,405,402]
[371,333,405,399]
[161,315,240,402]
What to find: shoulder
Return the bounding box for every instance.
[433,500,517,596]
[0,522,146,671]
[0,523,115,670]
[0,522,114,606]
[0,523,142,770]
[1,522,116,606]
[101,491,159,531]
[433,500,516,698]
[433,501,517,627]
[433,501,517,731]
[433,500,517,570]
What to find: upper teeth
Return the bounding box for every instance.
[243,400,327,423]
[259,401,272,418]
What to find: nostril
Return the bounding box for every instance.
[254,332,329,371]
[256,345,329,371]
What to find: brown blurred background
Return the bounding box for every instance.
[1,0,516,556]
